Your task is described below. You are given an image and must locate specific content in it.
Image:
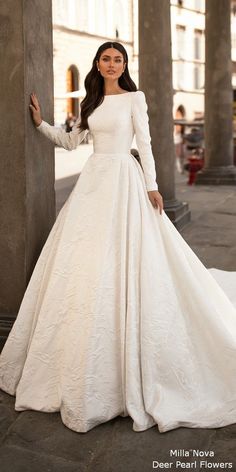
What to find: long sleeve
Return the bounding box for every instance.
[36,118,89,151]
[131,91,158,191]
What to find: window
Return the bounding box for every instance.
[193,65,204,90]
[194,29,203,61]
[194,66,200,89]
[177,62,186,89]
[176,25,186,60]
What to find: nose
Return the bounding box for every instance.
[108,63,115,71]
[108,59,116,66]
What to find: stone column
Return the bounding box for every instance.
[196,0,236,185]
[0,0,55,350]
[138,0,190,228]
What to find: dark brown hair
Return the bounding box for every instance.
[79,41,137,131]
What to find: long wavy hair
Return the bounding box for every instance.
[79,41,137,131]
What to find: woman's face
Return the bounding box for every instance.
[96,48,126,79]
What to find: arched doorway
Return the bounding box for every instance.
[66,65,79,117]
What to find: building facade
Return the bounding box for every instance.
[170,0,205,121]
[52,0,236,126]
[52,0,135,125]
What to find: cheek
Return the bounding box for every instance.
[115,63,124,73]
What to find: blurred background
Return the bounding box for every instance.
[52,0,236,184]
[52,0,236,124]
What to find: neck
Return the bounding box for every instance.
[103,79,123,95]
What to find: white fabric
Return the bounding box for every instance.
[37,91,158,192]
[1,91,236,434]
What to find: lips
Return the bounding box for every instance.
[107,70,115,74]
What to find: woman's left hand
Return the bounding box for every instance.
[147,190,163,214]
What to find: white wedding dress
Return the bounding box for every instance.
[1,91,236,434]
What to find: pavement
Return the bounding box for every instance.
[176,171,236,271]
[0,148,236,472]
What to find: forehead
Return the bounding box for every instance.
[100,48,123,58]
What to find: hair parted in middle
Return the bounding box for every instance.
[78,41,137,132]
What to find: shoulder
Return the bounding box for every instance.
[131,90,146,100]
[130,90,147,109]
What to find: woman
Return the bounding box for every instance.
[1,41,236,434]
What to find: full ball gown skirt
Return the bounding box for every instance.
[1,91,236,434]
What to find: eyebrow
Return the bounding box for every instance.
[101,55,122,58]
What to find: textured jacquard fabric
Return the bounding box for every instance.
[37,91,158,191]
[0,91,236,434]
[36,118,88,150]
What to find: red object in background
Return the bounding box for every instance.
[187,153,204,185]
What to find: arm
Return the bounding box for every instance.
[131,91,158,191]
[36,119,88,151]
[29,92,88,150]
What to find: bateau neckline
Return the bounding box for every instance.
[104,91,133,96]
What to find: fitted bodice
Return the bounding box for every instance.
[88,93,134,154]
[37,90,158,191]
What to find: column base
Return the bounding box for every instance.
[195,166,236,185]
[164,199,191,230]
[0,314,16,352]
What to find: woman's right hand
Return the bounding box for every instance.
[29,93,42,127]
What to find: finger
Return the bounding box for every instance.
[155,199,163,214]
[32,96,39,107]
[31,94,39,107]
[30,95,37,106]
[32,101,39,111]
[29,103,36,111]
